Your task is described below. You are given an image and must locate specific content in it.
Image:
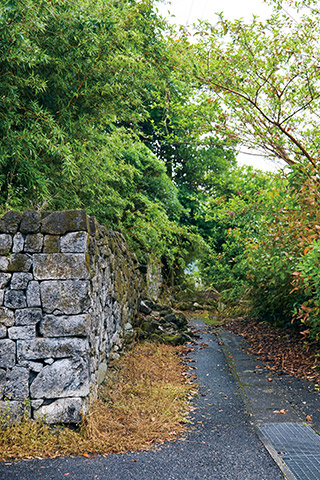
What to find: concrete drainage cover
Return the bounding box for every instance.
[259,423,320,480]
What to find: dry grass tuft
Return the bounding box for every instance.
[0,343,196,460]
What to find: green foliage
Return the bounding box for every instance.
[198,167,284,296]
[184,2,320,168]
[0,0,221,277]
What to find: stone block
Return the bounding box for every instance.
[19,361,43,373]
[0,273,11,289]
[4,367,29,401]
[24,233,43,253]
[4,290,26,309]
[8,325,36,340]
[0,234,12,255]
[41,210,89,235]
[11,272,33,290]
[26,281,41,307]
[7,254,32,272]
[0,339,15,368]
[0,325,6,338]
[88,216,99,236]
[40,314,90,337]
[20,210,41,233]
[15,308,42,326]
[0,400,29,424]
[33,254,89,280]
[34,397,84,424]
[43,235,60,253]
[0,308,14,327]
[97,362,108,385]
[12,232,24,253]
[0,256,9,271]
[17,337,89,361]
[0,211,22,234]
[30,358,89,398]
[60,232,89,253]
[40,280,89,314]
[0,368,5,396]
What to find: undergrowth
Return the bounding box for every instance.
[0,343,196,461]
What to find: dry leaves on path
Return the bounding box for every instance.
[223,318,320,383]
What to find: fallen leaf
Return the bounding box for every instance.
[306,415,312,422]
[267,378,273,382]
[280,409,286,414]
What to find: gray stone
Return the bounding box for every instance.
[0,368,6,396]
[0,308,14,326]
[97,362,108,385]
[11,272,33,290]
[24,361,43,373]
[40,280,89,314]
[30,358,89,399]
[4,290,26,309]
[0,325,6,338]
[4,367,29,401]
[43,235,60,253]
[12,232,25,253]
[0,211,22,234]
[7,254,32,272]
[20,210,41,233]
[26,281,41,307]
[60,232,89,253]
[0,256,9,271]
[33,254,89,280]
[17,338,89,361]
[15,308,42,326]
[41,210,89,235]
[0,234,12,255]
[34,397,84,424]
[0,400,29,424]
[8,325,36,340]
[40,314,90,337]
[31,399,43,409]
[139,300,152,314]
[24,233,43,253]
[44,358,54,364]
[0,273,11,288]
[0,339,15,368]
[0,290,3,306]
[88,216,99,236]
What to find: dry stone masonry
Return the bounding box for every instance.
[0,210,142,424]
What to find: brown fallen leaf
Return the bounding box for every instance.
[267,378,273,382]
[306,415,312,422]
[280,409,286,414]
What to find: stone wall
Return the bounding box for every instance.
[0,210,142,423]
[146,257,163,301]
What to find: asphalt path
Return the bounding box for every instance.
[0,319,283,480]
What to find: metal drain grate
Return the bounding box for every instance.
[259,423,320,480]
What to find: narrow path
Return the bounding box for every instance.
[0,318,283,480]
[219,329,320,480]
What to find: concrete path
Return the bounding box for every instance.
[218,329,320,480]
[0,320,284,480]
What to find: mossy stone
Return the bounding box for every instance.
[0,211,22,234]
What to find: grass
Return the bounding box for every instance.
[191,310,223,326]
[0,342,196,461]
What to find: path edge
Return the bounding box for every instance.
[216,329,297,480]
